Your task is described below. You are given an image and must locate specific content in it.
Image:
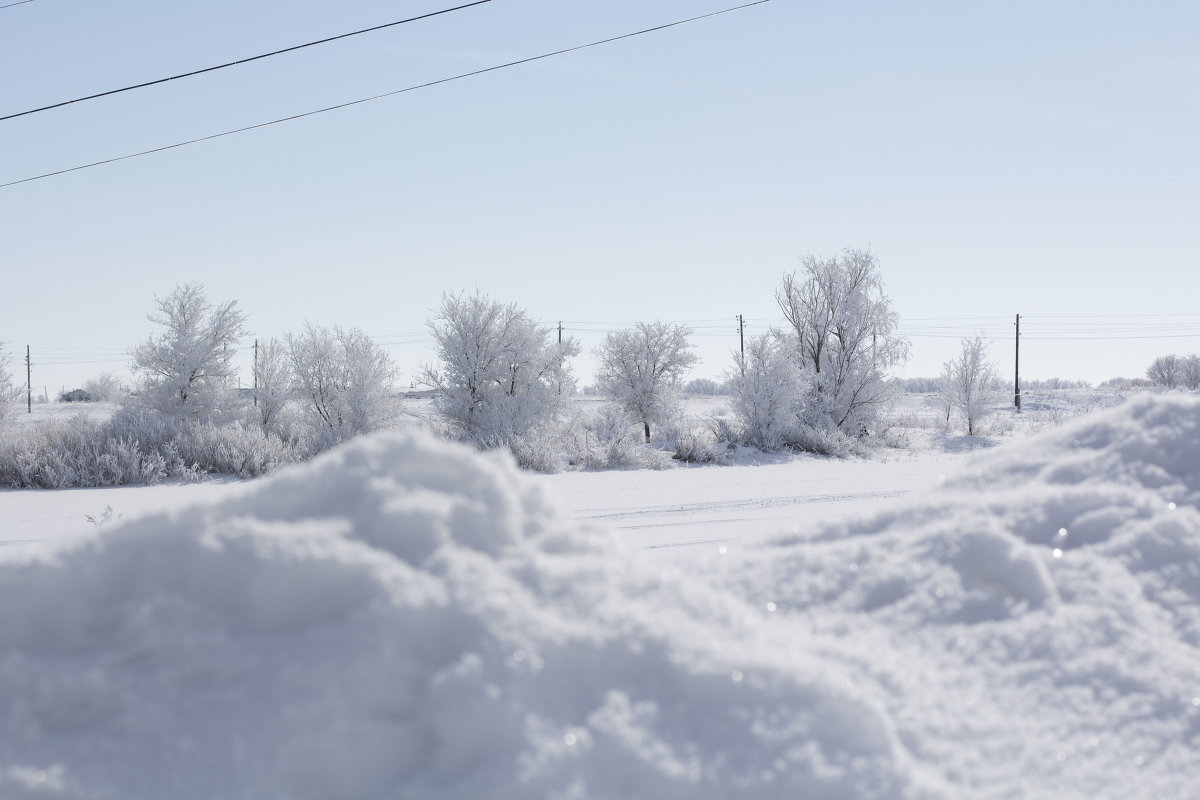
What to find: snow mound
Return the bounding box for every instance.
[2,394,1198,799]
[724,393,1200,798]
[0,431,923,799]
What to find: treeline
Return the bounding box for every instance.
[0,248,942,486]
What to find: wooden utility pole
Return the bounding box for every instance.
[26,345,31,413]
[558,321,563,344]
[737,314,745,373]
[1014,313,1021,412]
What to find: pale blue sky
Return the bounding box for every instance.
[2,0,1197,395]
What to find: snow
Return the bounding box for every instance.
[1,393,1198,798]
[7,401,123,429]
[541,453,961,550]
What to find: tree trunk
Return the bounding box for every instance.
[644,422,651,442]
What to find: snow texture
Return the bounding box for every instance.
[1,394,1199,799]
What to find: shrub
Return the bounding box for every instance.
[782,422,851,457]
[507,427,567,473]
[0,417,166,488]
[563,404,669,470]
[669,424,728,464]
[0,409,300,488]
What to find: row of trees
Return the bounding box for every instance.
[126,285,399,448]
[3,249,915,464]
[420,292,702,467]
[421,248,917,459]
[7,248,986,475]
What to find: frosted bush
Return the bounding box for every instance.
[170,420,297,477]
[507,426,567,473]
[0,408,300,488]
[564,404,669,470]
[669,424,728,464]
[784,420,852,457]
[0,418,167,488]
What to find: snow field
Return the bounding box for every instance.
[0,393,1197,798]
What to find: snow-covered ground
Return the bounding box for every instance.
[5,400,123,429]
[0,388,1126,548]
[1,390,1196,798]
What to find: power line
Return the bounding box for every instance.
[0,1,492,123]
[904,315,1013,321]
[1023,313,1200,319]
[31,309,1197,366]
[0,0,772,189]
[0,0,35,9]
[1023,334,1200,341]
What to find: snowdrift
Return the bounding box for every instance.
[719,393,1200,798]
[1,394,1198,799]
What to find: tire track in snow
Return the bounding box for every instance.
[573,489,910,528]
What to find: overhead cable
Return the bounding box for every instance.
[0,0,772,189]
[0,0,492,123]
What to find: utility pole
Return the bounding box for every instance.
[1014,313,1021,412]
[736,314,745,373]
[26,345,31,413]
[557,321,563,345]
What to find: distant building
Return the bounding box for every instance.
[60,389,92,403]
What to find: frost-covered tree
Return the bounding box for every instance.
[1146,354,1182,389]
[288,323,398,446]
[596,321,698,442]
[684,377,724,397]
[725,331,810,451]
[1181,354,1200,390]
[252,336,292,433]
[422,291,579,449]
[0,343,18,424]
[776,248,908,433]
[129,283,247,420]
[82,371,127,402]
[941,335,1000,435]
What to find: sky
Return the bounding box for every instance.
[2,0,1198,395]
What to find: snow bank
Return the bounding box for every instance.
[720,393,1200,798]
[0,431,923,799]
[1,394,1198,799]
